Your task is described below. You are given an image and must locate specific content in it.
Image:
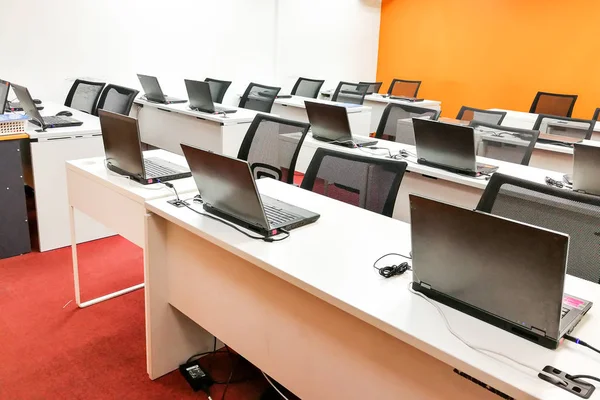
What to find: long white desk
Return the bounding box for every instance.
[282,134,564,222]
[133,99,260,156]
[21,102,112,251]
[144,178,600,399]
[66,150,197,307]
[271,95,372,136]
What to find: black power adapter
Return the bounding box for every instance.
[179,359,214,394]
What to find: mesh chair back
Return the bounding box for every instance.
[387,79,422,97]
[204,78,232,104]
[477,173,600,283]
[358,81,383,95]
[238,82,281,113]
[64,79,106,114]
[529,92,578,117]
[331,81,369,105]
[456,106,507,125]
[237,114,310,184]
[375,103,440,145]
[469,121,539,166]
[532,114,594,140]
[290,77,325,98]
[95,84,139,116]
[300,148,407,217]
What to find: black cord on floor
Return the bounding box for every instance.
[373,252,412,278]
[564,334,600,355]
[221,346,234,400]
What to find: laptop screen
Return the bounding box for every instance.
[573,142,600,195]
[180,144,268,228]
[305,101,352,142]
[413,119,478,172]
[410,194,568,338]
[185,80,215,112]
[98,110,145,179]
[0,80,10,114]
[11,83,44,125]
[137,74,165,102]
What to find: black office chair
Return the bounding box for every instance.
[530,91,578,117]
[290,77,325,98]
[386,79,422,97]
[456,106,507,125]
[477,173,600,283]
[238,83,281,113]
[532,114,594,140]
[331,81,369,105]
[358,81,383,95]
[469,121,540,166]
[64,79,106,114]
[204,78,232,104]
[374,103,439,145]
[237,114,310,184]
[300,148,407,217]
[95,84,139,116]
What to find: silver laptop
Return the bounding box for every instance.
[184,79,236,114]
[137,74,186,104]
[410,194,592,349]
[569,142,600,195]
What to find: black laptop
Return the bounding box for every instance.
[413,118,498,177]
[181,143,320,237]
[11,83,82,129]
[184,79,236,114]
[410,194,593,350]
[137,74,186,104]
[99,110,191,185]
[304,101,377,148]
[564,142,600,195]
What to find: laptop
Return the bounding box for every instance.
[409,194,593,350]
[0,79,9,114]
[567,142,600,195]
[184,79,237,114]
[413,119,498,177]
[137,74,186,104]
[99,109,191,185]
[12,83,82,129]
[180,143,320,237]
[304,101,377,148]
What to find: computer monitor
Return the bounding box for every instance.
[0,79,10,114]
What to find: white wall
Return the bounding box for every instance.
[0,0,380,106]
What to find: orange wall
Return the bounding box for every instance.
[377,0,600,118]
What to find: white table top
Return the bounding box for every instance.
[364,93,441,108]
[20,102,101,140]
[134,98,260,126]
[285,133,565,190]
[146,178,600,400]
[274,95,371,113]
[66,149,198,204]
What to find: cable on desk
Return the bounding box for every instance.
[358,146,393,158]
[563,334,600,356]
[261,371,290,400]
[163,183,290,243]
[373,252,412,278]
[406,281,567,386]
[569,375,600,384]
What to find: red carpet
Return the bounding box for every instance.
[0,236,269,400]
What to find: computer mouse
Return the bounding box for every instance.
[56,111,73,117]
[33,99,42,104]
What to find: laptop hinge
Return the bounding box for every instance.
[531,326,546,336]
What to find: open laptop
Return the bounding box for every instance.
[137,74,186,104]
[12,83,82,129]
[99,110,191,185]
[410,194,593,349]
[0,79,9,114]
[304,101,377,148]
[413,118,498,177]
[184,79,236,114]
[181,143,320,237]
[566,142,600,195]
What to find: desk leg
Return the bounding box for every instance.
[70,205,144,308]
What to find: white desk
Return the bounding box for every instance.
[22,102,112,252]
[363,94,442,132]
[271,95,372,136]
[133,99,260,156]
[144,178,600,399]
[66,150,197,308]
[282,134,564,222]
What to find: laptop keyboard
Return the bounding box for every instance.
[144,159,180,178]
[264,204,299,226]
[42,116,70,125]
[561,306,569,319]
